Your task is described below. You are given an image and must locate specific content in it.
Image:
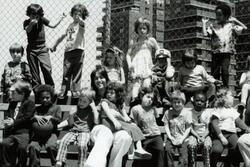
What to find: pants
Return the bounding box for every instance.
[241,84,250,105]
[61,49,84,94]
[165,139,188,167]
[211,53,231,87]
[85,125,132,167]
[238,134,250,167]
[26,45,54,89]
[56,131,90,167]
[210,132,240,167]
[0,133,29,167]
[132,135,164,167]
[29,134,58,167]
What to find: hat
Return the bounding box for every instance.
[155,49,171,59]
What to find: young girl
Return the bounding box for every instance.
[131,87,164,167]
[103,46,125,85]
[24,4,65,89]
[210,88,250,167]
[162,90,192,167]
[126,17,159,101]
[101,82,151,159]
[56,89,99,167]
[51,3,89,98]
[202,3,247,87]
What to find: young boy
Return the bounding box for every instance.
[0,80,35,167]
[1,43,32,102]
[188,92,212,167]
[151,48,175,108]
[29,84,62,167]
[202,3,247,87]
[162,90,192,167]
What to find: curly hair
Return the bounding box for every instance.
[103,46,123,69]
[171,90,186,104]
[11,80,32,100]
[90,65,110,93]
[9,43,24,55]
[105,82,125,109]
[35,84,54,101]
[216,3,231,19]
[26,4,44,17]
[134,17,151,34]
[214,87,233,108]
[71,3,89,20]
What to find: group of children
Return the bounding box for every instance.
[0,2,250,167]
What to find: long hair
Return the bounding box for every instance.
[90,65,110,93]
[134,17,151,34]
[70,3,89,20]
[103,46,123,69]
[214,87,233,108]
[105,82,125,110]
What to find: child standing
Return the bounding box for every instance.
[131,87,164,167]
[162,90,192,167]
[210,88,250,167]
[202,3,247,87]
[51,3,89,98]
[101,82,152,159]
[126,17,159,101]
[188,92,212,167]
[1,43,32,102]
[103,46,125,85]
[29,84,62,167]
[55,89,99,167]
[0,80,35,167]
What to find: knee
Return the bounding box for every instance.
[238,135,249,147]
[212,146,224,154]
[114,131,132,146]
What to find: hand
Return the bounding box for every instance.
[113,120,122,130]
[202,17,209,24]
[220,136,228,146]
[69,106,77,115]
[61,13,67,20]
[50,46,56,52]
[34,115,47,126]
[123,116,131,123]
[89,101,96,109]
[4,117,14,126]
[43,115,53,123]
[30,19,38,26]
[245,128,250,133]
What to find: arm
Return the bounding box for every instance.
[50,106,62,124]
[22,63,32,83]
[230,17,247,30]
[89,101,99,125]
[239,73,247,86]
[13,101,35,127]
[24,19,38,33]
[119,68,126,85]
[211,115,228,145]
[120,105,131,122]
[201,66,216,83]
[235,117,250,132]
[126,39,134,69]
[68,106,77,127]
[47,14,66,28]
[190,127,200,139]
[51,33,67,52]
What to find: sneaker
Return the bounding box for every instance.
[72,91,80,98]
[55,161,62,167]
[134,149,152,159]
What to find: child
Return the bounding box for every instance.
[162,90,192,167]
[29,84,62,167]
[210,88,250,167]
[202,3,247,87]
[179,49,221,103]
[24,4,65,89]
[151,48,175,108]
[131,87,164,167]
[103,46,125,85]
[188,92,212,167]
[1,43,32,102]
[51,3,89,98]
[100,82,152,159]
[126,17,159,101]
[55,89,99,167]
[0,80,35,167]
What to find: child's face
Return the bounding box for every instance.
[106,89,116,103]
[216,9,226,24]
[184,60,196,69]
[9,88,24,102]
[10,51,22,63]
[105,52,116,66]
[29,13,39,20]
[141,93,154,107]
[78,96,90,109]
[72,11,82,23]
[193,94,206,112]
[137,24,148,36]
[94,73,107,90]
[157,58,167,68]
[40,91,52,106]
[225,91,234,107]
[172,99,184,112]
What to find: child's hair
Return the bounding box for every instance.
[134,17,151,34]
[90,65,110,92]
[193,91,207,102]
[170,90,186,104]
[137,86,159,106]
[246,55,250,70]
[79,88,96,103]
[105,82,125,109]
[103,46,123,69]
[71,3,89,20]
[11,80,32,99]
[35,84,54,101]
[214,87,232,108]
[182,48,198,63]
[26,4,44,17]
[216,3,231,19]
[9,43,24,55]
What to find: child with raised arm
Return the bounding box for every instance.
[202,3,247,87]
[51,3,89,98]
[163,90,192,167]
[24,4,65,90]
[55,89,98,167]
[126,17,159,101]
[1,43,32,102]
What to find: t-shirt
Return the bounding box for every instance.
[23,17,50,46]
[65,22,85,52]
[162,108,192,142]
[105,67,122,83]
[130,105,161,137]
[212,107,239,133]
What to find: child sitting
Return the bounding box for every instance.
[29,85,62,167]
[101,82,152,159]
[1,43,31,102]
[179,49,221,103]
[56,89,99,167]
[188,92,212,167]
[151,48,175,108]
[162,90,192,167]
[210,88,250,167]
